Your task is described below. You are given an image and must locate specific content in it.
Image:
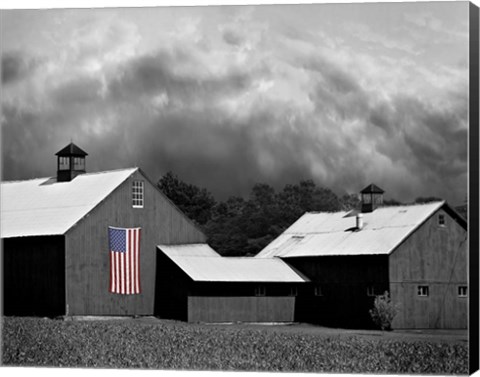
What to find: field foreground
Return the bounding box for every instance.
[1,317,468,374]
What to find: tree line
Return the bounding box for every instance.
[157,172,442,257]
[158,171,360,256]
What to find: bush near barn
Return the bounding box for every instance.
[1,317,468,374]
[370,291,399,331]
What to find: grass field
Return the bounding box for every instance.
[1,317,468,374]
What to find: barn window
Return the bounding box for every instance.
[367,286,375,296]
[73,157,85,170]
[362,194,372,204]
[255,285,266,296]
[438,214,446,226]
[59,156,70,170]
[132,180,144,208]
[289,287,298,297]
[314,285,323,296]
[458,286,468,297]
[417,286,429,297]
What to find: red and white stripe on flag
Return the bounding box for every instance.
[108,226,141,295]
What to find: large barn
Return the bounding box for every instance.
[1,143,206,317]
[256,184,468,329]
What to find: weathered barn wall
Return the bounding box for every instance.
[189,282,300,322]
[192,281,303,297]
[389,208,468,329]
[286,256,389,328]
[65,170,206,316]
[188,296,295,323]
[3,236,65,316]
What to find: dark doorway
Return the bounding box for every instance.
[3,236,65,317]
[154,251,189,321]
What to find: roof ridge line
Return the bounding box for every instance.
[1,167,138,184]
[302,201,445,215]
[1,204,93,212]
[282,224,419,235]
[77,167,138,177]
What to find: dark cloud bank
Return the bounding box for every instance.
[1,33,468,205]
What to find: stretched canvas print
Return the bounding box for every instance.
[1,0,479,375]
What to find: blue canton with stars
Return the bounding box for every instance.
[109,228,126,253]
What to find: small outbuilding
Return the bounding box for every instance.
[155,243,309,323]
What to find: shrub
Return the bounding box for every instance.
[369,291,399,331]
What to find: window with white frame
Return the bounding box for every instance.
[417,285,429,297]
[132,180,144,208]
[367,286,375,296]
[255,285,266,297]
[458,286,468,297]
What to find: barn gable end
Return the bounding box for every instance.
[389,206,468,329]
[65,169,206,316]
[2,139,207,318]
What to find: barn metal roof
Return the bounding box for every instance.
[157,244,309,282]
[55,142,88,156]
[1,168,138,238]
[158,243,221,258]
[360,183,385,194]
[256,202,448,258]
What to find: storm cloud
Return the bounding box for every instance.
[1,51,41,85]
[1,4,470,204]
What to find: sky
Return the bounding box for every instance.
[1,1,471,204]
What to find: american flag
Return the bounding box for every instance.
[109,226,141,294]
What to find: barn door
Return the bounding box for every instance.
[3,236,65,317]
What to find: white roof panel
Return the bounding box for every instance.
[159,243,221,258]
[1,168,137,238]
[256,202,445,258]
[157,244,309,282]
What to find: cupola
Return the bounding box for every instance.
[55,142,88,182]
[360,183,384,213]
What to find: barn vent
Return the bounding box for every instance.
[356,213,364,230]
[55,142,88,182]
[360,183,384,213]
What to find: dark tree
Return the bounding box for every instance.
[157,171,216,226]
[205,197,248,256]
[312,186,343,212]
[159,172,344,257]
[414,196,443,204]
[384,198,403,206]
[241,183,282,255]
[340,193,361,211]
[277,180,342,226]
